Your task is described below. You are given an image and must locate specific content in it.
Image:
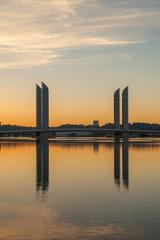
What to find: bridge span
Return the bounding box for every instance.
[0,128,160,138]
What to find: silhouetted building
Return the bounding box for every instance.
[93,120,99,127]
[36,85,42,129]
[122,87,129,130]
[114,88,120,129]
[41,82,49,129]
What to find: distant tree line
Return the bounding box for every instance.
[0,125,34,131]
[1,123,160,131]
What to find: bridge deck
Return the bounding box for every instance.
[0,128,160,135]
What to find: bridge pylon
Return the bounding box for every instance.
[36,82,49,138]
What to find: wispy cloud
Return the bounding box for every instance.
[0,0,159,69]
[57,52,132,65]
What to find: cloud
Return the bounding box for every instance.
[0,46,59,69]
[0,0,159,69]
[57,52,132,65]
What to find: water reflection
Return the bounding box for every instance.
[36,139,49,192]
[122,139,129,189]
[114,139,120,188]
[114,138,129,190]
[35,138,129,193]
[1,138,160,239]
[93,142,100,152]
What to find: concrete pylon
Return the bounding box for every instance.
[36,82,49,130]
[36,85,42,129]
[41,82,49,129]
[114,88,120,129]
[122,87,128,130]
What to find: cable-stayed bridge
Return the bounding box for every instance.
[1,83,160,138]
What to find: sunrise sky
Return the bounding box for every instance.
[0,0,160,126]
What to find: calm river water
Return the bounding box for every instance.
[0,138,160,240]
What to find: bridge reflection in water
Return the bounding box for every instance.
[35,138,129,194]
[114,138,129,189]
[36,139,49,192]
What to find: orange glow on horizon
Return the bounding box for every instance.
[1,112,160,127]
